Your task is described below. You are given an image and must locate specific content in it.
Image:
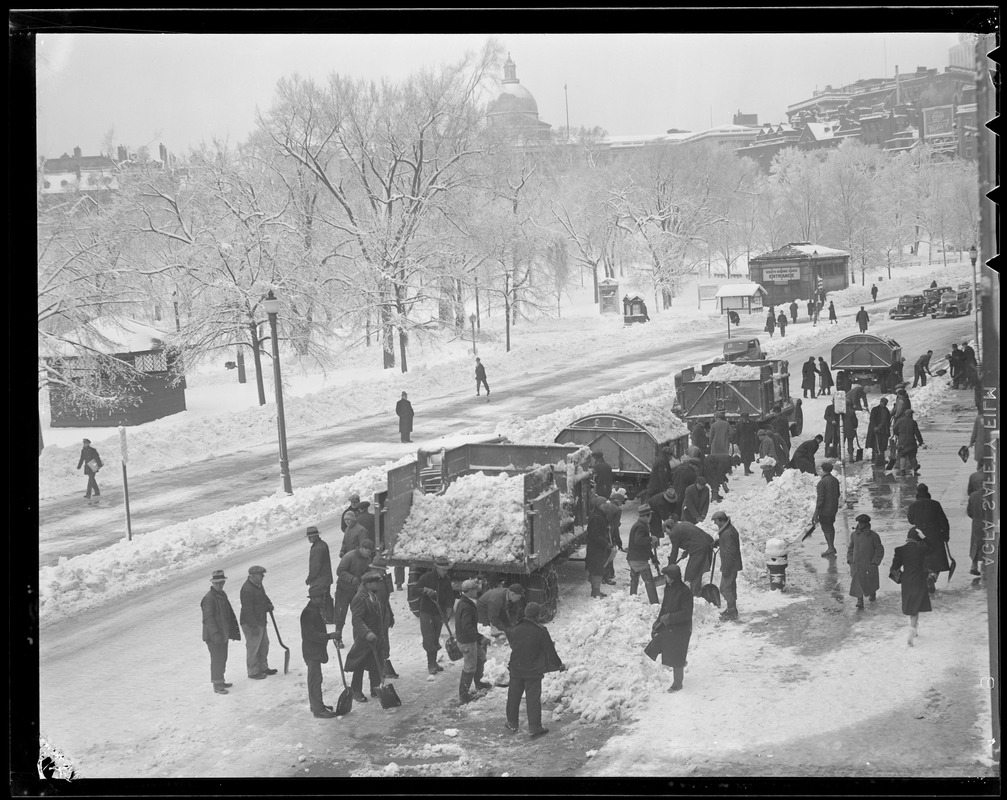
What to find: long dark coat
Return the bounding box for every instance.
[343,586,389,673]
[239,577,274,629]
[967,489,984,561]
[647,453,675,496]
[828,302,837,321]
[592,459,614,499]
[300,601,330,663]
[823,406,840,454]
[666,522,715,583]
[777,313,788,334]
[644,580,693,667]
[395,398,414,436]
[772,413,792,451]
[735,418,758,463]
[801,360,819,391]
[847,526,884,598]
[717,522,743,572]
[506,619,564,679]
[856,309,870,331]
[893,416,923,458]
[891,541,932,615]
[789,301,799,322]
[584,508,612,575]
[907,496,950,573]
[703,454,732,490]
[708,418,731,455]
[765,313,776,334]
[307,539,333,588]
[790,439,819,474]
[670,461,698,509]
[690,422,709,454]
[646,490,679,539]
[201,587,240,643]
[865,404,892,453]
[815,473,841,518]
[77,445,103,475]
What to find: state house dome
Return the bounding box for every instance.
[486,54,552,140]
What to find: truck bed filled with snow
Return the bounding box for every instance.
[695,363,764,382]
[392,471,527,565]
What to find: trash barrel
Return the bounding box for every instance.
[765,538,789,592]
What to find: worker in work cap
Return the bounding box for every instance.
[591,495,607,509]
[362,571,384,585]
[855,514,871,524]
[461,579,480,592]
[248,565,267,575]
[508,583,525,595]
[524,602,542,621]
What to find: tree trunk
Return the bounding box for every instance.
[381,302,395,369]
[504,274,512,353]
[592,262,599,304]
[475,276,481,329]
[398,328,409,374]
[236,348,246,384]
[249,321,266,406]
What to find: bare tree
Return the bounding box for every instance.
[771,147,826,244]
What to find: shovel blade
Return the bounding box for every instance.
[377,683,402,709]
[283,649,290,675]
[947,558,957,583]
[445,637,464,662]
[335,688,353,716]
[799,522,818,542]
[885,457,897,471]
[701,584,722,607]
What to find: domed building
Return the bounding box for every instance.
[486,55,552,141]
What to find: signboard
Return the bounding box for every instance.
[923,105,954,139]
[698,283,720,300]
[599,282,620,314]
[761,266,801,282]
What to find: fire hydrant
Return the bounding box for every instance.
[765,538,788,592]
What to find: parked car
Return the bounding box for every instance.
[922,286,954,315]
[889,294,926,320]
[722,338,765,362]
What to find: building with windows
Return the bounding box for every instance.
[486,55,552,141]
[748,243,850,308]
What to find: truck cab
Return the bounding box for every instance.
[889,294,925,320]
[722,338,765,362]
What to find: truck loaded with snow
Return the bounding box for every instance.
[830,334,902,390]
[672,359,795,425]
[377,441,594,622]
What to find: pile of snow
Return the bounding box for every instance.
[392,472,527,564]
[697,364,763,382]
[39,461,403,624]
[761,323,838,360]
[496,376,688,445]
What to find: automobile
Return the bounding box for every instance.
[932,291,965,319]
[722,338,766,362]
[889,294,926,320]
[922,286,954,314]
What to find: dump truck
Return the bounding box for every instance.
[830,334,902,390]
[888,294,926,320]
[672,359,795,426]
[378,441,593,622]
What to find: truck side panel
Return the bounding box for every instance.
[525,467,561,569]
[383,462,418,554]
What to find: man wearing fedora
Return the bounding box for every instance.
[646,485,680,539]
[301,584,340,718]
[201,569,241,694]
[367,554,399,678]
[847,514,884,610]
[416,556,456,674]
[240,565,277,680]
[305,526,334,628]
[712,510,742,620]
[77,437,103,502]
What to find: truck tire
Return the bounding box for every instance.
[407,566,424,618]
[525,565,560,622]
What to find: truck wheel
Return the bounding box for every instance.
[526,565,560,622]
[406,566,424,618]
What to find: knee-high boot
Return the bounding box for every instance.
[459,671,475,703]
[629,570,639,596]
[671,666,684,690]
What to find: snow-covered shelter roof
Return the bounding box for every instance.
[750,242,849,261]
[715,282,767,298]
[45,317,173,357]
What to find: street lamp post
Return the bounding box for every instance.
[262,290,292,495]
[469,313,478,356]
[969,244,980,361]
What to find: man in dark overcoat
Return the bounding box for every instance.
[343,572,389,702]
[77,437,104,501]
[670,457,699,514]
[847,514,884,610]
[893,408,924,476]
[891,528,932,646]
[646,486,680,539]
[855,306,870,333]
[335,539,375,647]
[367,555,399,678]
[765,310,776,338]
[339,512,369,557]
[505,602,566,738]
[735,412,757,475]
[305,525,334,627]
[645,564,693,692]
[590,450,614,500]
[355,501,376,539]
[817,357,834,396]
[665,521,716,596]
[239,565,276,680]
[690,421,709,455]
[201,569,241,694]
[790,436,822,475]
[416,556,455,674]
[789,300,799,324]
[646,446,677,496]
[777,310,788,337]
[865,398,892,467]
[395,391,414,442]
[813,462,841,556]
[771,407,792,452]
[906,483,950,592]
[712,510,742,620]
[340,494,362,532]
[801,357,819,399]
[300,584,339,718]
[585,495,613,598]
[681,475,711,524]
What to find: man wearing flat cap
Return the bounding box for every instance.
[477,581,525,637]
[455,580,491,703]
[335,539,375,648]
[240,566,277,680]
[416,556,456,674]
[77,437,103,502]
[368,554,399,678]
[505,602,566,738]
[305,526,334,626]
[711,511,742,620]
[339,511,369,558]
[340,493,362,532]
[343,572,390,702]
[201,570,241,695]
[626,505,660,604]
[301,584,340,718]
[847,514,884,610]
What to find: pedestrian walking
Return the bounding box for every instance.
[865,398,892,467]
[801,357,819,399]
[335,539,375,647]
[765,310,776,338]
[893,409,924,476]
[239,565,276,680]
[300,584,340,718]
[339,511,369,557]
[777,311,788,337]
[789,300,798,324]
[813,462,841,556]
[912,351,934,388]
[690,420,709,455]
[201,569,241,695]
[828,301,838,324]
[627,505,660,604]
[455,580,492,703]
[817,356,834,396]
[340,493,362,532]
[477,582,525,636]
[813,300,822,326]
[907,484,950,593]
[807,299,815,320]
[870,284,878,303]
[855,306,870,333]
[586,495,614,598]
[343,571,390,703]
[475,358,490,397]
[681,476,711,524]
[644,564,693,692]
[847,514,884,610]
[305,525,335,628]
[665,520,716,596]
[504,602,566,738]
[890,528,932,646]
[711,510,742,620]
[709,411,731,456]
[77,438,103,502]
[735,412,757,475]
[395,391,414,443]
[416,556,455,674]
[967,488,984,577]
[591,450,614,499]
[790,435,822,474]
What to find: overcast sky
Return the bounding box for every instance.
[36,32,966,158]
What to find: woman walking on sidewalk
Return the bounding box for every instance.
[890,528,932,646]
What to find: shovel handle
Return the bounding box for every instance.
[268,610,288,651]
[368,641,387,685]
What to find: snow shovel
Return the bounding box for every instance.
[268,611,290,675]
[799,521,818,543]
[957,446,970,464]
[441,616,464,662]
[699,550,722,607]
[333,637,354,716]
[945,541,957,583]
[854,435,864,463]
[934,368,948,377]
[369,642,401,709]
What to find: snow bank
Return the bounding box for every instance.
[39,461,406,625]
[495,376,689,445]
[392,472,527,564]
[698,363,763,382]
[829,261,972,310]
